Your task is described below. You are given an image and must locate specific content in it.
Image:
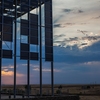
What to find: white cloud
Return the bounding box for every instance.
[53,0,100,50]
[54,31,100,49]
[33,67,61,73]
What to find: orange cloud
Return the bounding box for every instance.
[2,71,26,84]
[2,71,13,76]
[2,71,24,77]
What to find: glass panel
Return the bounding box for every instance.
[30,37,38,45]
[20,51,29,60]
[30,14,38,24]
[45,31,52,38]
[30,60,39,85]
[0,41,2,49]
[16,58,27,85]
[30,44,38,52]
[21,19,28,28]
[3,33,12,42]
[3,24,12,33]
[21,35,28,44]
[4,0,13,9]
[42,60,51,84]
[45,53,53,61]
[0,16,2,23]
[2,41,12,50]
[21,27,29,35]
[2,58,14,85]
[45,39,52,46]
[0,24,2,31]
[20,43,29,51]
[21,4,29,12]
[21,0,28,4]
[30,52,38,60]
[30,0,38,7]
[2,50,12,58]
[45,46,53,54]
[30,28,38,37]
[3,16,13,25]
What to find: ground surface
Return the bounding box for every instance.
[80,96,100,100]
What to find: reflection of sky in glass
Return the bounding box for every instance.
[1,0,100,84]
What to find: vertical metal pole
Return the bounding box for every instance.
[27,0,30,98]
[14,0,17,98]
[0,0,3,99]
[51,0,54,96]
[51,61,54,96]
[39,0,42,96]
[0,56,1,100]
[0,52,1,99]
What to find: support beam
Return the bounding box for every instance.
[27,0,30,98]
[39,0,42,96]
[14,0,17,98]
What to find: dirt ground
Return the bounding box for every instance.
[80,96,100,100]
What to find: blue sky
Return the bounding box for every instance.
[1,0,100,84]
[53,0,100,84]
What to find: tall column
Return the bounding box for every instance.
[0,0,3,99]
[14,0,17,98]
[27,0,30,98]
[39,0,42,96]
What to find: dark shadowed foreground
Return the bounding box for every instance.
[1,96,79,100]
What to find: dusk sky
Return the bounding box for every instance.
[1,0,100,85]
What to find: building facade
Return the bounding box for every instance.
[0,0,53,98]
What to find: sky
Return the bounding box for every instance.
[53,0,100,84]
[1,0,100,85]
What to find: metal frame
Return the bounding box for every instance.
[0,0,53,98]
[39,0,42,96]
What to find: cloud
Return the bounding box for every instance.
[65,23,75,25]
[2,71,13,76]
[54,31,100,49]
[54,24,61,28]
[82,61,100,66]
[77,10,83,13]
[2,70,24,77]
[53,15,64,23]
[92,15,100,19]
[62,8,84,14]
[1,70,25,84]
[62,9,72,13]
[54,23,76,28]
[2,65,14,69]
[33,67,60,73]
[54,41,100,64]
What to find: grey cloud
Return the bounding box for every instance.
[82,36,100,41]
[53,15,64,23]
[69,37,78,41]
[54,41,100,64]
[93,16,100,19]
[77,10,83,13]
[54,34,66,40]
[54,23,76,28]
[62,8,84,14]
[80,23,87,25]
[54,37,79,43]
[62,9,72,13]
[54,34,66,38]
[54,24,61,28]
[65,23,75,26]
